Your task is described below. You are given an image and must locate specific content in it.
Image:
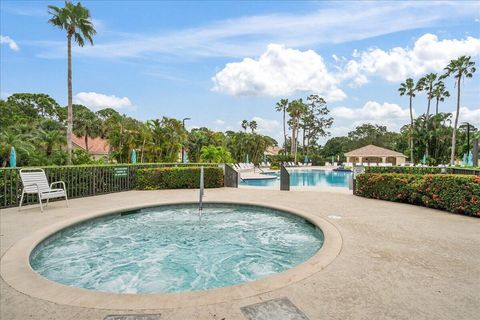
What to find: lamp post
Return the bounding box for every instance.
[182,117,191,163]
[462,122,471,154]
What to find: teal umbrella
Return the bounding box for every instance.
[304,155,308,163]
[246,154,249,163]
[422,154,426,165]
[462,153,467,166]
[131,149,137,164]
[9,146,16,168]
[468,151,473,167]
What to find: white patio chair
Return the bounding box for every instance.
[19,168,68,212]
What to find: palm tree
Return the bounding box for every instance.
[73,105,101,152]
[440,56,476,165]
[275,99,289,155]
[431,81,450,115]
[418,73,437,118]
[0,130,34,167]
[399,78,420,163]
[287,99,307,163]
[241,120,249,132]
[249,120,257,133]
[417,73,438,158]
[48,1,96,164]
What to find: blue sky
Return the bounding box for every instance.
[1,1,479,143]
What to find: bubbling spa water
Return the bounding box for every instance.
[30,204,323,294]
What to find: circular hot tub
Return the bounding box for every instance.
[30,203,324,294]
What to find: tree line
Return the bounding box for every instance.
[398,56,476,165]
[274,94,334,163]
[0,93,277,167]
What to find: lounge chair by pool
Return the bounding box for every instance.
[19,168,68,212]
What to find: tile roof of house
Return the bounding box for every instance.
[264,146,282,156]
[72,135,110,155]
[344,144,406,157]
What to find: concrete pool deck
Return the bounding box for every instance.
[1,188,479,319]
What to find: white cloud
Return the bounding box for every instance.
[214,119,225,125]
[459,106,480,126]
[1,35,19,51]
[73,92,133,111]
[251,116,280,134]
[212,44,346,101]
[34,2,479,60]
[331,101,413,131]
[1,91,12,99]
[343,34,480,83]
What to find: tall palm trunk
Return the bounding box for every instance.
[84,134,89,153]
[141,138,145,163]
[283,109,287,155]
[435,98,439,115]
[426,86,432,117]
[290,121,295,155]
[67,33,73,164]
[425,89,432,158]
[450,75,461,165]
[409,95,414,163]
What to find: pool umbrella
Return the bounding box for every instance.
[304,155,308,164]
[422,154,426,165]
[9,146,16,168]
[131,149,137,164]
[463,153,467,166]
[246,154,249,163]
[468,151,473,166]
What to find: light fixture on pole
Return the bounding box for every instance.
[182,117,191,163]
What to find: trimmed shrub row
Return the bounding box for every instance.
[136,166,224,190]
[365,166,480,175]
[355,173,480,217]
[365,166,443,174]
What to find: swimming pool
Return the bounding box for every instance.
[241,169,351,188]
[30,203,323,294]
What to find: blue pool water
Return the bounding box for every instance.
[30,204,323,294]
[241,169,351,188]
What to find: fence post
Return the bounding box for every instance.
[223,164,239,188]
[352,165,365,195]
[280,164,290,191]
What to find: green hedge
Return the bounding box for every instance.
[136,166,224,190]
[365,166,480,175]
[355,173,480,217]
[365,166,443,174]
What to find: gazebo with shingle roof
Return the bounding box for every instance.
[344,144,407,165]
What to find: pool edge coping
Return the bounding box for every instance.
[0,200,342,310]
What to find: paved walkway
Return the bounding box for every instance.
[1,188,479,320]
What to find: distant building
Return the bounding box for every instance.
[344,144,406,165]
[264,146,282,156]
[72,135,110,160]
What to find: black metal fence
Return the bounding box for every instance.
[224,164,239,188]
[451,168,480,175]
[280,164,290,191]
[365,166,480,176]
[0,163,219,209]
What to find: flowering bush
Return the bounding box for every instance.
[355,173,480,217]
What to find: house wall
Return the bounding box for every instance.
[346,156,406,165]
